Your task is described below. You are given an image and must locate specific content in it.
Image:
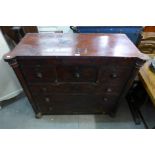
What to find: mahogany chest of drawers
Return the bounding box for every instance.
[4,33,147,118]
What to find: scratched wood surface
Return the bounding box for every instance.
[4,33,147,59]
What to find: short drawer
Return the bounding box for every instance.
[56,65,98,82]
[20,66,56,83]
[33,94,118,114]
[99,66,133,84]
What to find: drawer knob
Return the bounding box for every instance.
[36,72,43,78]
[36,64,41,67]
[74,72,80,78]
[111,73,117,78]
[103,97,108,102]
[45,97,50,102]
[106,88,112,92]
[42,87,47,92]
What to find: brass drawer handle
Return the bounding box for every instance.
[111,73,117,78]
[36,64,41,68]
[45,97,50,102]
[36,72,43,78]
[103,97,108,102]
[74,72,80,78]
[106,88,112,92]
[42,87,47,92]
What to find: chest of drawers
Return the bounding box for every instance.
[4,33,147,118]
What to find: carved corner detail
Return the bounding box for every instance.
[8,58,18,68]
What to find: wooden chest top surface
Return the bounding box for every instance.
[4,33,147,60]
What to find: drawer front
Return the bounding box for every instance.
[57,65,98,82]
[33,94,118,114]
[99,66,133,84]
[29,83,123,95]
[20,66,56,83]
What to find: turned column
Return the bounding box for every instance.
[3,55,42,117]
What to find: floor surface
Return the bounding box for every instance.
[0,94,146,129]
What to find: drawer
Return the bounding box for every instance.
[33,94,118,114]
[29,83,96,94]
[20,66,56,83]
[99,66,133,84]
[57,65,98,82]
[29,83,123,95]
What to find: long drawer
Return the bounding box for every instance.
[29,83,124,95]
[33,94,118,114]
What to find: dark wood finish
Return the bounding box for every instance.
[3,33,147,58]
[3,33,148,118]
[28,83,124,95]
[33,94,118,114]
